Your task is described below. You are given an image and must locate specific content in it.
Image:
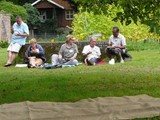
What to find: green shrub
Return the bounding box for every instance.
[0,41,9,48]
[0,1,27,23]
[54,34,67,42]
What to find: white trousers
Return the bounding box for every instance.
[51,54,78,65]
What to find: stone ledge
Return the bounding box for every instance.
[18,41,108,63]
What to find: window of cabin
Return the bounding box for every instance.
[39,9,54,22]
[39,10,47,22]
[65,10,74,20]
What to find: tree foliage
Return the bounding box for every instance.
[0,1,27,23]
[116,0,160,33]
[70,7,159,41]
[4,0,35,5]
[23,3,41,29]
[73,0,160,34]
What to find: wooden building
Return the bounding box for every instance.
[31,0,75,28]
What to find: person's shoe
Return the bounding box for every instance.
[120,59,124,63]
[55,64,62,68]
[87,59,95,65]
[109,58,115,65]
[27,63,32,68]
[4,64,12,67]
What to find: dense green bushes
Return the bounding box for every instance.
[0,41,9,48]
[23,3,41,30]
[0,1,27,23]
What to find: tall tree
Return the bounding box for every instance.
[23,3,41,30]
[118,0,160,33]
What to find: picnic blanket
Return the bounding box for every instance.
[0,94,160,120]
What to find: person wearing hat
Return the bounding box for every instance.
[51,35,79,66]
[25,38,46,68]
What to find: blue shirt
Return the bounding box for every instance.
[11,22,29,45]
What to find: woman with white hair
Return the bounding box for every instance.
[82,37,101,65]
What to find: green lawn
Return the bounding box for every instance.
[1,48,160,119]
[1,48,160,104]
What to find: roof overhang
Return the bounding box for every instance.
[31,0,64,9]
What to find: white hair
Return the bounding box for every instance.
[90,36,97,42]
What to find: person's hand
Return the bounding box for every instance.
[61,58,66,63]
[15,32,21,36]
[108,46,119,49]
[107,46,115,49]
[30,50,35,53]
[113,46,120,48]
[35,49,39,53]
[31,49,37,53]
[11,28,14,33]
[87,51,92,55]
[69,57,75,60]
[58,55,62,60]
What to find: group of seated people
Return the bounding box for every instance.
[24,26,131,68]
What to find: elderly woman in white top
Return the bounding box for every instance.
[82,37,101,65]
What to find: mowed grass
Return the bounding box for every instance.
[1,48,160,105]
